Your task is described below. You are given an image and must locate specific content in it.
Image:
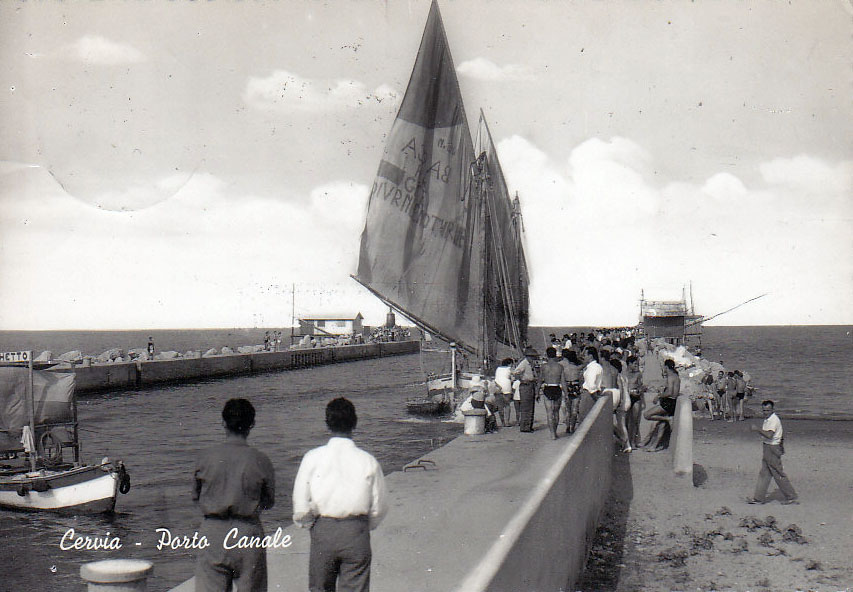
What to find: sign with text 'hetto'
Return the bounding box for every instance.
[0,351,32,363]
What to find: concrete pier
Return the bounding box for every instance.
[171,395,614,592]
[62,341,419,394]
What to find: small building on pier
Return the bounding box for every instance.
[298,313,364,337]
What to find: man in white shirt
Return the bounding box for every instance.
[293,398,388,591]
[582,347,603,401]
[748,400,798,505]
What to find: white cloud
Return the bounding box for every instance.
[65,36,146,65]
[1,142,849,329]
[493,136,852,326]
[457,57,532,81]
[0,168,380,329]
[243,70,399,112]
[701,173,749,202]
[760,155,852,197]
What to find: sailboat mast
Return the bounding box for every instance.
[26,351,36,472]
[291,283,296,342]
[472,149,491,372]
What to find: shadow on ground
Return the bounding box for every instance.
[576,446,634,591]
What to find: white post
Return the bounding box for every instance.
[450,343,457,390]
[672,395,693,477]
[80,559,153,592]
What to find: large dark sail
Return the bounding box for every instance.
[354,0,485,358]
[355,0,529,371]
[476,113,530,362]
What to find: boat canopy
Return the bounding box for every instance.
[0,368,74,453]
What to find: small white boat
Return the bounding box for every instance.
[0,350,131,513]
[0,461,127,513]
[408,369,479,415]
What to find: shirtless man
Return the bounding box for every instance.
[609,359,632,452]
[714,370,729,420]
[559,350,582,434]
[725,371,738,423]
[623,355,646,448]
[599,350,618,390]
[643,358,681,451]
[539,347,568,439]
[734,370,747,421]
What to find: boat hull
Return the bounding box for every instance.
[405,371,485,415]
[0,465,118,513]
[406,399,452,415]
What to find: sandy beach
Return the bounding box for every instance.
[580,353,853,592]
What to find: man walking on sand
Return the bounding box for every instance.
[293,397,388,592]
[748,399,798,505]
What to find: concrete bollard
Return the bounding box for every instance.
[462,408,487,435]
[80,559,153,592]
[672,395,693,477]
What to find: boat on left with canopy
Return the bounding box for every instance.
[0,350,130,513]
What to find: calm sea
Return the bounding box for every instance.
[0,325,850,591]
[533,325,852,420]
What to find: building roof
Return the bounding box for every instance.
[299,313,364,321]
[641,300,687,317]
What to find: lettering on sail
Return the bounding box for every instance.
[370,135,466,248]
[370,180,466,249]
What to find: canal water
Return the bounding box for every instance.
[1,354,459,591]
[2,325,850,590]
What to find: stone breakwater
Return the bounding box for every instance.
[46,341,419,394]
[644,338,755,415]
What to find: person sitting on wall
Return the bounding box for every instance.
[643,359,681,451]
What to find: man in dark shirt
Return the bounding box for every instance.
[193,398,275,592]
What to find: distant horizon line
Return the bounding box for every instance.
[0,323,849,332]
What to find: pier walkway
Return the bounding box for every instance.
[172,395,614,592]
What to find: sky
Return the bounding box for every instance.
[1,0,851,330]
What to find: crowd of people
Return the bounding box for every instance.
[189,330,796,592]
[456,326,766,456]
[457,329,684,453]
[292,326,411,350]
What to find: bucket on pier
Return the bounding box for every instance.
[462,408,487,435]
[80,559,153,592]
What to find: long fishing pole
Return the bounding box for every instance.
[686,293,768,326]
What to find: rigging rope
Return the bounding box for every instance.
[476,120,524,355]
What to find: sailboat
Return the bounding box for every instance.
[352,1,529,413]
[0,350,131,513]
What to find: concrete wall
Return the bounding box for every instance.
[456,396,614,592]
[140,354,253,385]
[71,362,138,392]
[69,341,420,393]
